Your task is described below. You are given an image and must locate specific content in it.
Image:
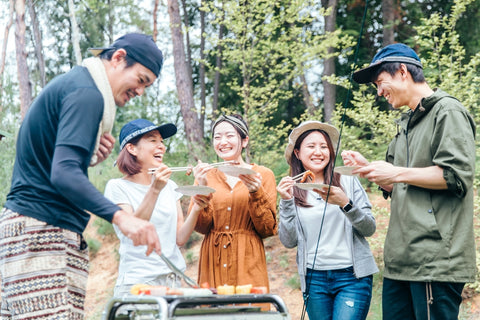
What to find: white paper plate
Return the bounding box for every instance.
[295,183,330,190]
[334,166,360,176]
[217,165,256,177]
[175,186,216,196]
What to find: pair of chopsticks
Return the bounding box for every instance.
[208,160,238,167]
[148,160,237,174]
[291,170,312,183]
[148,166,191,174]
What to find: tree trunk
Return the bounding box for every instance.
[382,0,395,46]
[212,10,225,116]
[153,0,160,41]
[300,72,314,115]
[68,0,82,65]
[27,0,45,87]
[382,0,395,111]
[107,0,113,42]
[167,0,206,157]
[180,0,193,80]
[199,0,206,137]
[0,0,15,112]
[321,0,338,123]
[14,0,32,119]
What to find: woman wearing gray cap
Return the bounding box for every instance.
[277,121,378,320]
[104,119,210,295]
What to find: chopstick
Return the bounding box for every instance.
[148,160,236,174]
[148,166,192,174]
[291,170,312,182]
[209,160,237,167]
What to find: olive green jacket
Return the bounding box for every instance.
[383,89,476,282]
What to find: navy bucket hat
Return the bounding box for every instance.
[89,33,164,77]
[119,119,177,150]
[353,43,422,84]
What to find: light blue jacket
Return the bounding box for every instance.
[278,175,378,292]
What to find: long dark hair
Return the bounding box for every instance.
[290,129,342,208]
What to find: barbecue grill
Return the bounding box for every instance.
[102,293,291,319]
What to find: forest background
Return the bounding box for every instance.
[0,0,480,319]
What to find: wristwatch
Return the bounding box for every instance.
[341,199,353,213]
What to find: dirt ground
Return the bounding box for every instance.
[84,194,480,319]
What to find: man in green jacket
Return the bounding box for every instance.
[342,43,476,320]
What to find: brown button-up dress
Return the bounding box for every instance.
[191,164,277,290]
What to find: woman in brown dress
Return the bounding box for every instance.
[189,114,277,291]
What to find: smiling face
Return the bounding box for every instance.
[126,130,165,169]
[107,50,157,107]
[294,131,332,179]
[213,121,248,162]
[374,65,409,109]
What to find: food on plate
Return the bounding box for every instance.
[200,282,210,289]
[130,283,150,295]
[129,284,216,296]
[180,288,214,296]
[131,284,167,295]
[250,286,268,294]
[217,285,235,295]
[300,170,315,183]
[235,284,253,294]
[150,286,167,296]
[166,287,184,296]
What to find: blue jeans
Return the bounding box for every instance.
[303,267,373,320]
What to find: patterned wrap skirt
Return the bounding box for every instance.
[0,208,89,319]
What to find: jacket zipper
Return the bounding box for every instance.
[406,112,414,168]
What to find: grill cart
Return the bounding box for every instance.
[102,293,291,320]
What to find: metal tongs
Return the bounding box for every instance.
[160,253,199,288]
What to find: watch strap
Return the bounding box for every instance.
[341,199,353,213]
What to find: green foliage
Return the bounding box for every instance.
[330,79,399,165]
[88,153,122,195]
[203,0,354,164]
[0,126,16,207]
[325,0,480,190]
[368,271,384,320]
[279,254,289,269]
[86,237,102,256]
[0,73,20,206]
[265,251,272,263]
[414,1,480,186]
[93,217,116,237]
[286,274,301,290]
[183,231,202,250]
[465,195,480,294]
[184,249,197,265]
